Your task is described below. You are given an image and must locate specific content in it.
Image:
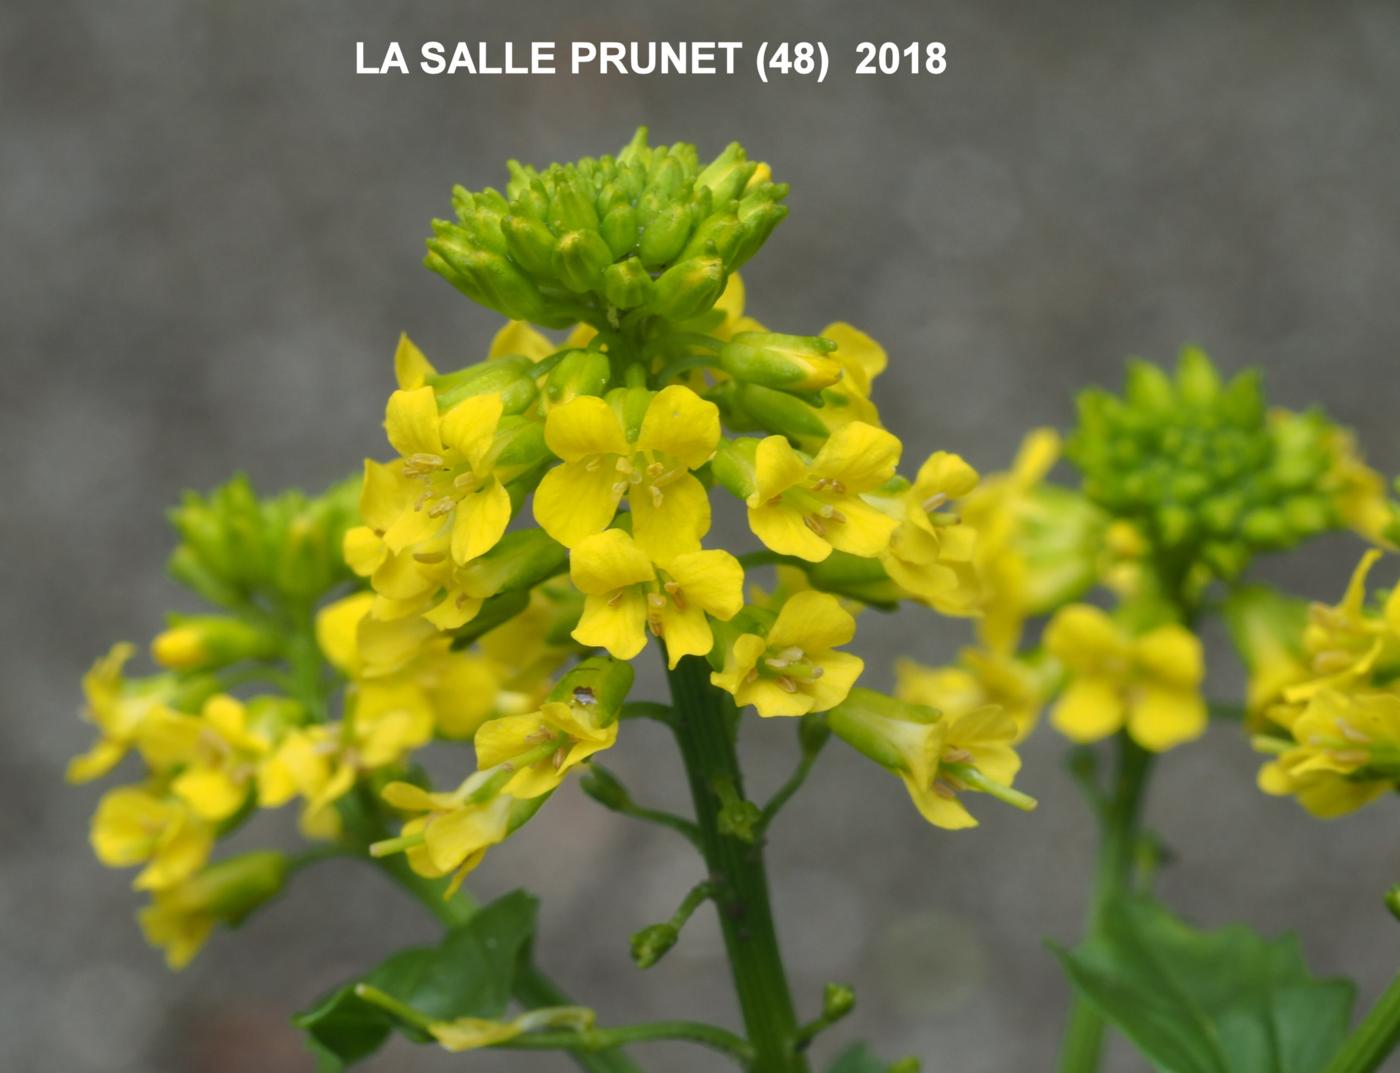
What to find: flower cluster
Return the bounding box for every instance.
[72,132,1052,975]
[1237,551,1400,817]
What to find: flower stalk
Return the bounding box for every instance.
[666,654,809,1073]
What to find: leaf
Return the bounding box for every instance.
[1052,896,1355,1073]
[293,889,538,1070]
[827,1042,892,1073]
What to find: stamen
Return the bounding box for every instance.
[426,497,455,518]
[922,492,948,513]
[1337,719,1372,744]
[776,675,799,693]
[552,746,568,771]
[944,747,974,763]
[646,461,664,478]
[650,484,664,507]
[611,480,630,495]
[803,515,826,537]
[412,550,446,564]
[453,471,479,490]
[932,779,958,799]
[764,657,790,670]
[586,456,604,471]
[663,580,687,610]
[615,457,634,474]
[1329,748,1371,766]
[647,592,667,609]
[607,590,627,607]
[778,647,805,661]
[403,453,445,476]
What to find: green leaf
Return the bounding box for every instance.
[1052,896,1355,1073]
[293,890,538,1070]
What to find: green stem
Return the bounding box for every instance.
[1056,734,1155,1073]
[665,655,809,1073]
[1323,970,1400,1073]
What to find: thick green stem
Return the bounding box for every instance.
[666,655,809,1073]
[1323,970,1400,1073]
[1056,734,1155,1073]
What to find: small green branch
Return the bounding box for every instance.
[580,763,702,848]
[759,718,830,835]
[1323,970,1400,1073]
[793,983,855,1050]
[620,701,677,727]
[492,1019,755,1065]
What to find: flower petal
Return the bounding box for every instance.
[768,591,856,652]
[385,386,443,458]
[820,322,886,395]
[544,396,628,462]
[572,591,649,660]
[569,529,655,594]
[440,393,504,463]
[630,472,710,561]
[636,385,721,470]
[1051,677,1125,743]
[752,435,808,502]
[1128,684,1206,752]
[811,422,901,491]
[664,549,745,619]
[533,460,625,547]
[749,502,830,561]
[450,480,512,564]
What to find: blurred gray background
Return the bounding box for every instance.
[6,2,1400,1070]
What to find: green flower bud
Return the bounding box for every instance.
[890,1059,922,1073]
[720,331,842,392]
[650,256,726,322]
[1386,885,1400,923]
[553,229,614,293]
[501,213,558,279]
[546,348,613,406]
[1176,345,1221,404]
[602,258,657,310]
[459,529,568,604]
[638,202,695,267]
[711,437,759,500]
[167,851,289,927]
[599,202,640,259]
[722,384,829,447]
[548,174,599,233]
[425,239,558,325]
[579,764,633,811]
[731,199,789,268]
[549,656,634,725]
[695,142,759,203]
[807,553,904,608]
[433,355,540,414]
[821,982,856,1021]
[492,416,551,475]
[799,712,832,757]
[828,688,940,774]
[629,923,679,969]
[680,210,744,264]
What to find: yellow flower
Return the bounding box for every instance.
[828,688,1032,830]
[430,1007,595,1052]
[1290,550,1400,701]
[711,591,864,717]
[1257,688,1400,818]
[877,451,982,614]
[474,697,619,798]
[138,851,288,969]
[568,528,744,666]
[961,428,1061,650]
[534,385,720,561]
[745,423,901,562]
[90,785,214,890]
[1318,423,1397,549]
[318,592,500,744]
[380,387,514,566]
[375,774,519,895]
[68,644,185,783]
[896,646,1046,743]
[1044,604,1207,751]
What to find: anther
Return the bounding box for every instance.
[803,515,826,537]
[776,675,799,693]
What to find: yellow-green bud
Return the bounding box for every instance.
[501,213,558,279]
[553,229,614,293]
[638,202,694,267]
[822,982,856,1021]
[695,142,759,203]
[680,211,743,264]
[720,331,842,392]
[579,765,632,811]
[152,616,278,670]
[630,923,679,969]
[602,258,657,310]
[599,203,640,259]
[731,384,830,447]
[650,256,726,322]
[171,851,289,926]
[548,175,599,233]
